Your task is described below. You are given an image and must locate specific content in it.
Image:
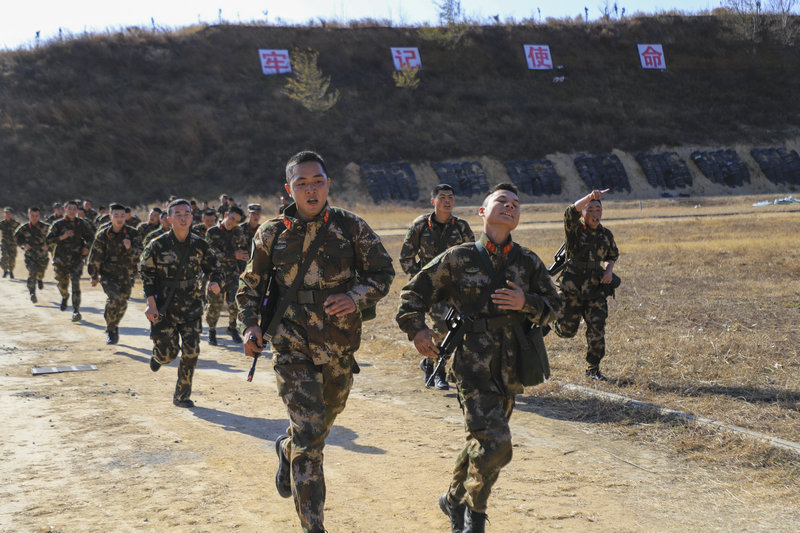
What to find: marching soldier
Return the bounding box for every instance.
[88,203,142,344]
[45,202,64,224]
[551,189,619,381]
[396,183,562,533]
[138,208,163,239]
[399,184,475,390]
[240,203,262,258]
[46,200,94,321]
[140,199,223,408]
[237,151,394,533]
[142,211,171,247]
[14,207,49,301]
[205,205,249,345]
[1,207,21,279]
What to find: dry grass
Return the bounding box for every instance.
[360,194,800,489]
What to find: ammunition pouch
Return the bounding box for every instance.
[513,324,551,387]
[599,273,621,298]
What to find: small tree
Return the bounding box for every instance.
[393,66,421,90]
[283,48,340,113]
[419,0,472,68]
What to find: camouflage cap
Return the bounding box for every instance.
[247,203,262,212]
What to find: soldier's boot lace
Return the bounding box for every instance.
[420,358,434,385]
[227,326,242,344]
[463,507,488,533]
[434,364,450,390]
[274,435,292,498]
[208,328,217,346]
[439,493,466,533]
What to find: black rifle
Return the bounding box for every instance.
[547,242,566,277]
[426,307,469,388]
[246,272,278,382]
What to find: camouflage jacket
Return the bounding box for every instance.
[205,222,249,277]
[46,217,94,263]
[399,212,475,276]
[237,203,395,365]
[44,214,63,225]
[0,218,21,246]
[140,230,223,321]
[560,205,619,292]
[138,222,161,239]
[143,227,168,248]
[14,221,50,257]
[239,221,261,258]
[87,224,142,280]
[191,222,212,238]
[396,234,562,395]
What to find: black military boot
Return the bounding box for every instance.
[1,271,6,278]
[274,435,292,498]
[149,356,161,372]
[106,328,119,345]
[60,297,68,311]
[30,292,37,303]
[208,328,217,346]
[585,368,608,381]
[434,364,450,391]
[439,493,465,533]
[37,279,43,289]
[8,271,13,279]
[227,325,242,344]
[420,358,434,386]
[463,507,488,533]
[72,309,82,322]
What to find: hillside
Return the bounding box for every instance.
[1,15,800,208]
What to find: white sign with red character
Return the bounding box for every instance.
[391,47,422,71]
[523,45,553,70]
[637,44,666,70]
[259,49,292,75]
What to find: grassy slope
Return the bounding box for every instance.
[1,16,799,208]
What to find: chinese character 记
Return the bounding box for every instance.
[259,49,292,75]
[523,45,553,70]
[391,47,422,71]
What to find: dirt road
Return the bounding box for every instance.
[1,267,797,532]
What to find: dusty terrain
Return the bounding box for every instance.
[2,204,799,532]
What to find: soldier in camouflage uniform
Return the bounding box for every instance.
[1,207,21,278]
[45,203,64,224]
[396,183,562,533]
[88,203,142,344]
[14,207,50,302]
[240,203,262,258]
[237,151,394,533]
[82,200,98,228]
[205,205,249,345]
[142,211,171,247]
[46,200,94,321]
[125,207,142,228]
[141,199,223,408]
[552,189,619,381]
[400,183,475,390]
[191,209,218,304]
[138,208,163,240]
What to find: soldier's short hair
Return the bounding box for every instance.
[52,202,61,209]
[483,183,519,202]
[28,206,40,213]
[150,207,163,214]
[124,207,131,213]
[190,200,197,206]
[109,203,126,212]
[203,209,217,218]
[167,198,191,214]
[227,205,245,219]
[431,184,455,197]
[3,206,13,213]
[285,150,328,182]
[248,203,262,212]
[65,200,79,208]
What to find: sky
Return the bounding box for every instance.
[2,0,725,50]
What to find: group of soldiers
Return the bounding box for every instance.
[0,151,618,533]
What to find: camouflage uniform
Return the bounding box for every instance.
[14,220,50,294]
[138,222,161,240]
[552,205,619,371]
[87,224,142,334]
[1,217,21,276]
[237,203,394,533]
[396,234,562,514]
[205,222,248,331]
[140,230,223,403]
[143,227,168,248]
[240,220,260,258]
[44,213,63,225]
[46,217,94,310]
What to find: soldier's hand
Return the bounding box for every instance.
[81,247,89,256]
[24,244,31,250]
[208,282,221,295]
[91,278,99,287]
[243,326,263,358]
[145,301,159,323]
[491,280,525,310]
[323,293,356,317]
[235,249,249,261]
[61,230,74,240]
[591,189,610,200]
[413,328,441,358]
[122,238,131,249]
[601,271,613,284]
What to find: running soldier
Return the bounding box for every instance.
[138,208,162,239]
[399,184,475,390]
[205,205,249,345]
[237,151,394,533]
[551,189,619,381]
[14,207,50,302]
[45,202,64,224]
[141,199,223,408]
[142,211,171,247]
[1,207,21,278]
[240,203,262,258]
[46,200,94,321]
[396,183,562,533]
[88,203,142,344]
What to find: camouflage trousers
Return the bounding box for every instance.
[53,259,84,310]
[1,243,16,273]
[205,278,238,329]
[24,250,48,294]
[553,291,608,370]
[274,351,356,533]
[448,387,514,513]
[151,317,201,402]
[100,276,132,331]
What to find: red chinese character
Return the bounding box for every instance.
[261,50,291,74]
[527,46,552,69]
[641,46,663,68]
[393,48,419,69]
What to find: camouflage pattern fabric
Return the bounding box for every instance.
[396,234,562,513]
[14,221,50,293]
[237,203,394,532]
[552,205,619,370]
[399,212,475,277]
[140,230,223,402]
[205,223,248,329]
[1,218,21,273]
[87,224,142,331]
[46,217,94,308]
[138,222,161,240]
[239,221,260,258]
[143,227,167,248]
[44,213,63,224]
